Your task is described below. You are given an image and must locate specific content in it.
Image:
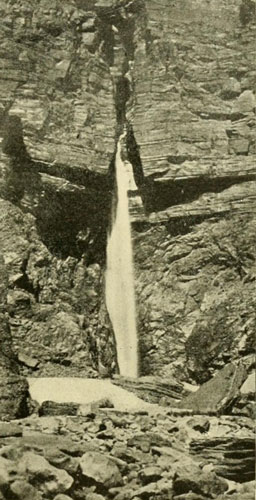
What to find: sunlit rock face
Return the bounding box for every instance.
[0,0,255,381]
[128,0,256,382]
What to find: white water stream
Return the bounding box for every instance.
[105,134,138,378]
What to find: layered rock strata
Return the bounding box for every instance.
[0,0,255,380]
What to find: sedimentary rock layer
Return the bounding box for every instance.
[0,0,255,379]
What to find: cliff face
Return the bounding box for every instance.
[0,253,29,419]
[0,0,255,381]
[128,0,256,381]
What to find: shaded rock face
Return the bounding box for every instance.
[0,255,29,420]
[0,0,255,380]
[0,199,116,377]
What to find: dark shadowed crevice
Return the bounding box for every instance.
[2,115,30,162]
[164,213,230,237]
[14,275,40,303]
[34,181,112,264]
[97,19,115,66]
[126,123,145,187]
[1,112,113,263]
[142,173,256,214]
[115,76,131,125]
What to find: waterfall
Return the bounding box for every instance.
[105,134,138,378]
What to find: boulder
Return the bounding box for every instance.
[79,451,123,489]
[173,471,228,498]
[0,456,17,487]
[186,417,210,433]
[190,436,255,482]
[39,401,79,417]
[232,90,256,116]
[173,493,209,500]
[17,351,40,370]
[0,371,29,421]
[178,362,247,414]
[18,452,73,495]
[139,466,163,485]
[43,447,79,476]
[112,375,185,404]
[10,479,42,500]
[91,397,114,410]
[0,423,22,438]
[240,372,255,395]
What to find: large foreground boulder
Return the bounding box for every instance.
[178,362,247,414]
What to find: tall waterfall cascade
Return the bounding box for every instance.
[105,134,139,378]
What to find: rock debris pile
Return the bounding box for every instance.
[0,407,254,500]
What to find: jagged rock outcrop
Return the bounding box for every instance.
[0,255,29,420]
[0,0,255,379]
[134,214,256,381]
[190,436,255,482]
[0,198,116,376]
[177,362,247,414]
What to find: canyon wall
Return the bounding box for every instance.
[0,0,255,383]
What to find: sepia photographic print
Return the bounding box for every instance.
[0,0,255,499]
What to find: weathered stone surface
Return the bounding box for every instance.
[215,480,255,500]
[134,213,256,381]
[0,198,116,377]
[17,351,39,369]
[177,362,247,414]
[139,465,163,485]
[0,254,30,420]
[0,0,255,390]
[43,447,79,477]
[0,423,22,438]
[10,480,42,500]
[240,371,255,394]
[173,471,228,498]
[190,436,255,482]
[79,451,123,488]
[147,182,256,224]
[0,2,116,171]
[112,375,185,404]
[39,401,79,417]
[130,0,256,173]
[18,452,74,495]
[0,407,253,500]
[126,0,256,380]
